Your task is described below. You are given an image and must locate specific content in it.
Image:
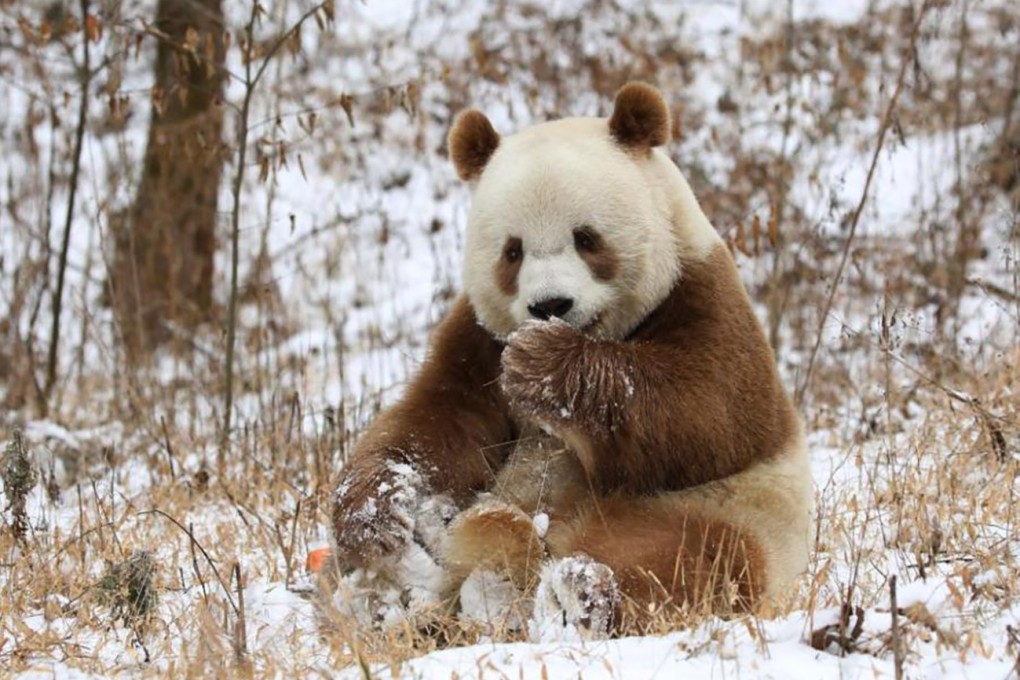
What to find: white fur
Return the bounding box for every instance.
[458,569,525,630]
[514,249,611,331]
[463,117,720,340]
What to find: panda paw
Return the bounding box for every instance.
[328,488,457,630]
[330,539,448,630]
[500,319,584,422]
[530,554,620,641]
[332,462,458,573]
[331,461,423,568]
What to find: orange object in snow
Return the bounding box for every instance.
[306,546,332,573]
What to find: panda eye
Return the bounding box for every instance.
[503,237,523,263]
[573,227,599,253]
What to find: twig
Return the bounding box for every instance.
[796,0,932,405]
[139,508,238,614]
[221,1,260,469]
[881,347,1009,462]
[891,575,903,680]
[765,0,797,351]
[1006,625,1020,678]
[967,277,1020,306]
[45,0,93,408]
[947,0,972,337]
[221,1,331,463]
[273,497,302,586]
[189,522,210,605]
[159,416,176,479]
[233,562,248,664]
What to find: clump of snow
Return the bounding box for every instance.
[532,512,550,539]
[530,555,619,642]
[621,373,635,399]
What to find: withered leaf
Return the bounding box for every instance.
[734,221,751,256]
[85,14,102,42]
[183,26,200,52]
[767,206,780,247]
[339,94,355,127]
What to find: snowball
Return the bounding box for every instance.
[532,512,549,538]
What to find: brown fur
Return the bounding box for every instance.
[443,501,545,588]
[449,109,501,181]
[546,497,765,613]
[489,431,594,518]
[608,82,671,151]
[500,243,798,496]
[494,237,523,296]
[331,297,513,568]
[333,244,796,603]
[575,227,619,281]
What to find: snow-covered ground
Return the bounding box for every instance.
[2,0,1018,677]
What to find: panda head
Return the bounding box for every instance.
[449,82,720,341]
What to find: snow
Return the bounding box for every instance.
[533,512,550,539]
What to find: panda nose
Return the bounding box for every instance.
[528,297,574,320]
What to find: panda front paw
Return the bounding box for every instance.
[331,539,448,629]
[500,319,585,423]
[331,461,427,569]
[329,468,457,629]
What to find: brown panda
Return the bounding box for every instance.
[329,83,812,636]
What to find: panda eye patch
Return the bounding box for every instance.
[573,226,618,281]
[573,227,600,253]
[503,237,523,263]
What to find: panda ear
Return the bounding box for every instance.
[608,82,671,152]
[449,109,501,182]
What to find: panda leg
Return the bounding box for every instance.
[544,495,767,620]
[442,499,546,591]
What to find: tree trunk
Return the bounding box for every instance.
[112,0,225,356]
